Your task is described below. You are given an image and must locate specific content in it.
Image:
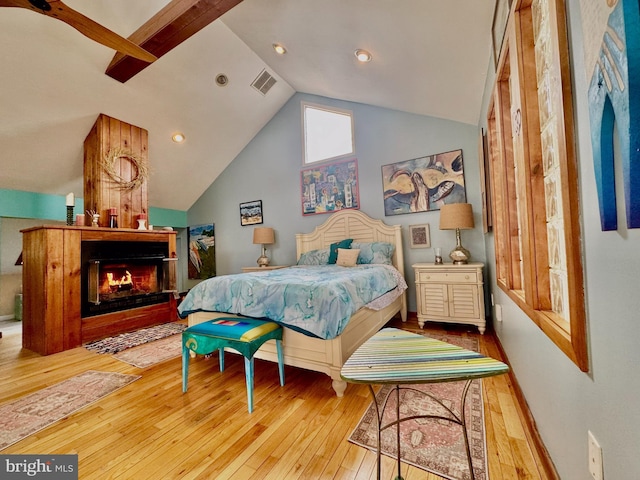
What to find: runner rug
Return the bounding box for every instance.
[348,333,487,480]
[113,334,182,368]
[84,322,186,354]
[0,371,140,451]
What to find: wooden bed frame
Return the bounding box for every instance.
[187,210,407,396]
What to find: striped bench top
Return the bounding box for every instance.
[341,327,509,385]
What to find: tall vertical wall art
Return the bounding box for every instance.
[582,0,640,230]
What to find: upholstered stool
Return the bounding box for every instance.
[182,317,285,413]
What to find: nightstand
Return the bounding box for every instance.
[241,265,288,273]
[412,262,486,334]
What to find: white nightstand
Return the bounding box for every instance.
[412,262,486,334]
[241,265,289,273]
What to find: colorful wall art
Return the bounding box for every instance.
[300,158,359,215]
[381,149,466,216]
[239,200,263,226]
[582,0,640,230]
[188,223,216,279]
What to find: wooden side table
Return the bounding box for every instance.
[412,262,486,333]
[341,328,509,480]
[241,265,288,273]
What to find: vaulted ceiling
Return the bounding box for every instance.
[0,0,495,211]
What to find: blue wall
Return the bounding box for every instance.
[478,1,640,478]
[0,189,187,227]
[187,92,484,310]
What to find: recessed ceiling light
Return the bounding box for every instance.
[172,133,185,143]
[354,49,372,62]
[215,74,229,86]
[272,43,287,55]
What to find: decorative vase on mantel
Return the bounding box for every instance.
[137,213,147,230]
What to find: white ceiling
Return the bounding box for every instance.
[0,0,495,211]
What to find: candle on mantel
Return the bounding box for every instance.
[65,192,74,207]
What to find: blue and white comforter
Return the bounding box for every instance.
[177,264,406,340]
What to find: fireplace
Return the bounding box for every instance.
[82,240,177,317]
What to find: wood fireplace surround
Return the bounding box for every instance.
[22,226,178,355]
[21,114,178,355]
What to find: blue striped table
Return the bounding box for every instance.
[341,327,509,480]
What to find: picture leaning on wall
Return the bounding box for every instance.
[188,223,216,279]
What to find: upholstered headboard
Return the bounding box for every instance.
[295,210,405,280]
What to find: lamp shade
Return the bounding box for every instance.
[439,203,475,230]
[253,227,275,245]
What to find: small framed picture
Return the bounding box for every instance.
[409,224,431,248]
[239,200,263,226]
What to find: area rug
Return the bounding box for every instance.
[84,322,186,354]
[113,334,182,368]
[0,370,140,451]
[348,333,486,480]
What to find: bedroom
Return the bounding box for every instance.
[1,1,640,479]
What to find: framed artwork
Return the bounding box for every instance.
[239,200,263,226]
[301,158,359,215]
[409,224,431,248]
[479,129,493,233]
[492,0,512,69]
[188,223,216,279]
[580,0,640,229]
[381,149,466,216]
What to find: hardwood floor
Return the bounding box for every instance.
[0,318,555,479]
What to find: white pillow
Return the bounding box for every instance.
[336,248,360,267]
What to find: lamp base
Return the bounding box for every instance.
[449,228,471,264]
[449,246,470,264]
[257,254,270,267]
[257,244,270,267]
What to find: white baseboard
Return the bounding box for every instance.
[0,314,15,321]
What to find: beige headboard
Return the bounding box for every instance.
[295,210,405,280]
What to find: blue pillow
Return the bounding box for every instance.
[328,239,353,264]
[297,248,330,265]
[352,241,395,265]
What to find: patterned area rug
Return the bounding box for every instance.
[348,333,486,480]
[85,322,186,354]
[114,334,182,368]
[0,371,140,451]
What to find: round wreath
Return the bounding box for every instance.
[101,148,149,191]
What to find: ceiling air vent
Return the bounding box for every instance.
[251,69,277,95]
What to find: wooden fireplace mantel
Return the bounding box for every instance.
[21,225,178,355]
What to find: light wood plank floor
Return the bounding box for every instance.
[0,318,554,479]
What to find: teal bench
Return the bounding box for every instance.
[182,317,285,413]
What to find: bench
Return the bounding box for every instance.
[182,317,284,413]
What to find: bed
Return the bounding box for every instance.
[180,209,407,396]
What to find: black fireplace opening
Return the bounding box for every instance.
[81,241,173,317]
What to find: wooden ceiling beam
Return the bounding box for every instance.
[105,0,243,83]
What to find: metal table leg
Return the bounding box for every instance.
[367,379,476,480]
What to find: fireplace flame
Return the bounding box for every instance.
[107,270,133,288]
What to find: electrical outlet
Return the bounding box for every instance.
[494,304,503,322]
[588,430,603,480]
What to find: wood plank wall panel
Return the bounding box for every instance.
[63,229,82,350]
[22,228,46,354]
[83,114,148,229]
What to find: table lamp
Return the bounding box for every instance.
[439,203,475,264]
[253,227,275,267]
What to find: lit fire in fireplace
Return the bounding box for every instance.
[107,270,133,291]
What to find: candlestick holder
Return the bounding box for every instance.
[434,247,443,265]
[66,206,74,226]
